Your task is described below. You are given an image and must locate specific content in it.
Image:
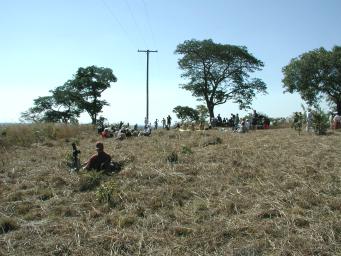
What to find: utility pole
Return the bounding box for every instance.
[138,49,158,125]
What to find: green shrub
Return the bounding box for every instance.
[96,180,117,205]
[292,112,304,135]
[312,109,330,135]
[181,145,193,154]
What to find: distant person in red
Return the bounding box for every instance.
[101,128,110,138]
[83,142,111,171]
[263,117,270,129]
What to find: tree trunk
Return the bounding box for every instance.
[91,115,97,125]
[207,102,215,121]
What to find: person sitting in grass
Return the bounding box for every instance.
[83,142,111,171]
[101,128,111,138]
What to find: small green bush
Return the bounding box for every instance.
[181,145,193,154]
[312,109,329,135]
[96,180,117,205]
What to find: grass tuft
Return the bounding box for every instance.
[78,171,103,191]
[166,151,178,163]
[0,217,18,234]
[202,136,222,146]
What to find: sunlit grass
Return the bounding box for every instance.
[0,125,340,255]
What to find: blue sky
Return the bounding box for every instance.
[1,0,341,124]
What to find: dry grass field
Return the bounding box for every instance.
[0,124,340,255]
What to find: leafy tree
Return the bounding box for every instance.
[21,66,117,124]
[175,39,267,119]
[69,66,117,124]
[173,106,199,122]
[196,105,209,122]
[282,46,341,114]
[20,85,80,123]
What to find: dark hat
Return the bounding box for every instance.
[96,142,104,150]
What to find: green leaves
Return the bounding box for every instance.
[282,46,341,114]
[21,66,117,124]
[70,66,117,124]
[173,106,200,122]
[175,39,266,119]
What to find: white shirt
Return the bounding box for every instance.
[334,114,341,122]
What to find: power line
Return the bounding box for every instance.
[100,0,138,49]
[141,0,157,49]
[140,0,161,76]
[123,0,149,49]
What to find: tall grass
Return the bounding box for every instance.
[0,123,94,147]
[0,125,340,255]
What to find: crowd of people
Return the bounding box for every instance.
[210,110,270,133]
[95,108,340,143]
[79,109,340,173]
[96,114,175,140]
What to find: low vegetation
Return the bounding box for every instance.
[0,124,340,255]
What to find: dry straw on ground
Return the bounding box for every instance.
[0,124,340,255]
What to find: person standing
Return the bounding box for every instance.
[217,114,222,125]
[161,118,166,129]
[154,119,159,129]
[245,119,250,131]
[306,109,313,132]
[234,114,240,130]
[167,115,172,128]
[329,112,334,129]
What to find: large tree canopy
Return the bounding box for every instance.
[70,66,117,124]
[282,46,341,114]
[21,66,117,124]
[175,39,267,119]
[20,86,81,123]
